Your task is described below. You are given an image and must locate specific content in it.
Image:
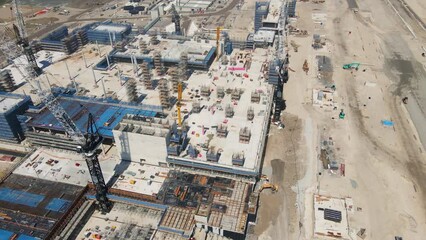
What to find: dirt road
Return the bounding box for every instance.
[256,0,426,239]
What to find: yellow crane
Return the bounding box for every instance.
[177,82,183,127]
[216,26,222,60]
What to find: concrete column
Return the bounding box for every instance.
[100,76,107,97]
[96,40,101,56]
[109,31,113,47]
[106,56,111,70]
[91,68,98,88]
[65,61,78,92]
[82,52,88,68]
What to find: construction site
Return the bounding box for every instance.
[3,0,426,238]
[0,0,291,239]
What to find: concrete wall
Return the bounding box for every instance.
[113,130,168,165]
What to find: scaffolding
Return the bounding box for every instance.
[0,69,16,92]
[179,52,188,81]
[225,104,234,118]
[239,127,251,143]
[139,39,148,54]
[251,91,260,103]
[126,78,138,102]
[247,107,254,121]
[216,124,228,138]
[159,78,170,108]
[200,85,210,97]
[169,67,179,92]
[216,86,225,98]
[140,62,153,89]
[154,51,164,75]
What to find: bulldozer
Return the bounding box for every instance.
[259,183,278,193]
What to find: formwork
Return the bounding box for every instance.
[157,171,252,236]
[0,174,86,239]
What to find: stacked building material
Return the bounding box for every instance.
[200,85,210,97]
[231,88,241,100]
[216,124,227,138]
[225,105,234,118]
[206,147,220,162]
[216,86,225,98]
[247,107,254,121]
[251,91,260,103]
[192,102,201,113]
[232,152,245,166]
[239,127,251,143]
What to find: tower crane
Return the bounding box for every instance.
[177,82,183,127]
[170,4,181,35]
[1,0,112,213]
[10,0,41,76]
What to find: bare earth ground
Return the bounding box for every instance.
[256,0,426,239]
[254,115,303,240]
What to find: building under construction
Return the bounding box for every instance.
[0,0,295,237]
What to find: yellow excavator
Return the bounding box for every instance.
[259,183,278,193]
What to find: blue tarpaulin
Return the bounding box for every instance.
[17,235,39,240]
[45,198,71,212]
[0,229,14,240]
[0,188,44,207]
[381,120,394,127]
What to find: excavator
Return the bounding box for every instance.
[259,183,278,193]
[258,174,278,193]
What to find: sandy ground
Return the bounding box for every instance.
[255,0,426,239]
[253,114,303,240]
[404,0,426,23]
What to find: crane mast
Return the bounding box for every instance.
[170,4,181,35]
[1,0,112,213]
[11,0,41,75]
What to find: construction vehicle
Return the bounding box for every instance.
[1,0,112,213]
[339,109,346,119]
[259,183,278,193]
[342,62,360,70]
